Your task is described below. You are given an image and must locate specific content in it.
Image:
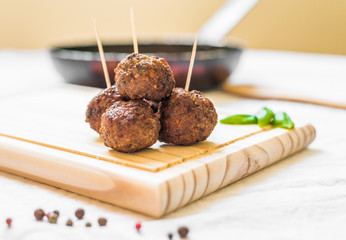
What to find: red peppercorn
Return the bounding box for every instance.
[135,221,141,232]
[34,209,45,221]
[98,217,107,226]
[6,218,12,228]
[178,226,189,238]
[75,208,85,220]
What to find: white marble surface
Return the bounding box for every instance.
[1,49,346,239]
[0,50,62,98]
[230,49,346,103]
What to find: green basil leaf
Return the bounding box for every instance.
[220,114,258,125]
[255,107,275,128]
[273,112,295,129]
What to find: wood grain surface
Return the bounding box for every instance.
[0,85,262,172]
[0,85,316,217]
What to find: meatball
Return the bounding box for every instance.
[114,53,175,102]
[100,100,160,153]
[85,85,125,133]
[159,88,218,145]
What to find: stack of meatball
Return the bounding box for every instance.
[86,53,218,153]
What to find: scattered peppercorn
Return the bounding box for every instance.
[75,208,85,220]
[34,209,45,221]
[47,213,58,224]
[53,210,60,217]
[66,219,73,227]
[6,218,12,228]
[168,232,173,240]
[135,221,141,232]
[86,222,92,227]
[98,217,107,226]
[178,226,189,238]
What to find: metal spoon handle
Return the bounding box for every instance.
[199,0,259,45]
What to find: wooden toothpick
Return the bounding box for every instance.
[93,20,111,89]
[185,33,198,91]
[130,6,139,54]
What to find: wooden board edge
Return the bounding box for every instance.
[157,124,316,216]
[0,124,316,218]
[0,136,164,217]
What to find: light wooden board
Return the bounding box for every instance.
[0,85,262,172]
[0,85,316,217]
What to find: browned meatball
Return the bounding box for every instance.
[99,100,160,153]
[159,88,218,145]
[85,85,125,133]
[114,53,175,102]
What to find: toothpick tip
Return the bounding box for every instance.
[185,33,199,91]
[130,6,139,54]
[93,21,111,88]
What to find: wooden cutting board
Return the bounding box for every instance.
[0,85,315,217]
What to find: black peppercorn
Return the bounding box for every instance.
[47,213,58,224]
[178,226,189,238]
[168,232,173,240]
[75,208,85,219]
[98,217,107,226]
[34,209,45,221]
[66,219,73,227]
[53,210,60,217]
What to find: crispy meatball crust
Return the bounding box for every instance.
[114,53,175,102]
[100,100,160,153]
[85,85,125,133]
[159,88,218,145]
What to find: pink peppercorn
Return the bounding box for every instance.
[6,218,12,228]
[135,221,141,232]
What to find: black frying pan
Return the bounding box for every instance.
[49,43,242,91]
[49,1,257,91]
